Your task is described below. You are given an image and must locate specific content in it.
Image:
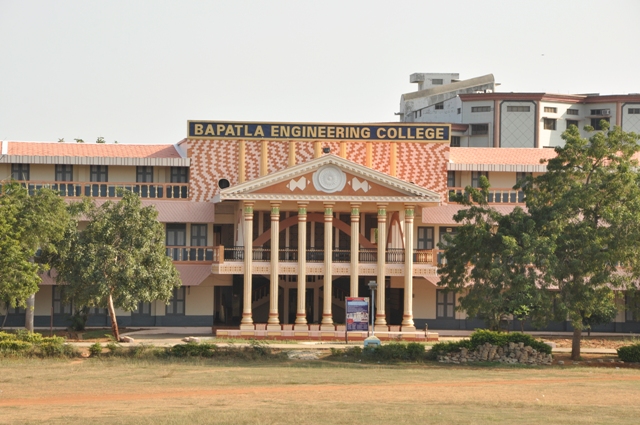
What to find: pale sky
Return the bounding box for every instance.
[1,0,639,145]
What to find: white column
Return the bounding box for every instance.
[321,203,334,329]
[375,203,388,326]
[294,202,308,329]
[402,204,416,331]
[240,202,254,329]
[267,202,281,329]
[350,203,361,297]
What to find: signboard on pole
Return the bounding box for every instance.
[346,297,369,332]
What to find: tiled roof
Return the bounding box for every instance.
[174,264,212,286]
[5,141,181,158]
[421,204,525,225]
[449,147,556,166]
[89,200,215,223]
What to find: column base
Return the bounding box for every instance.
[266,324,282,331]
[294,324,309,331]
[267,313,280,325]
[401,325,416,332]
[375,315,387,326]
[239,323,255,330]
[320,324,335,331]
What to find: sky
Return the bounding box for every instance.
[1,0,639,145]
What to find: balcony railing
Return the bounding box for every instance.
[166,246,215,262]
[448,187,524,204]
[5,181,190,199]
[211,245,445,267]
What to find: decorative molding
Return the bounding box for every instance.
[215,194,439,203]
[312,165,347,193]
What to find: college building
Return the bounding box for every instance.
[1,75,639,336]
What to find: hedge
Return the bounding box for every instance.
[617,343,640,363]
[428,330,552,359]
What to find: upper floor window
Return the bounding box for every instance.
[136,166,153,183]
[471,171,488,188]
[506,106,530,112]
[543,107,557,113]
[170,167,189,183]
[191,224,208,246]
[55,165,73,182]
[471,106,491,113]
[590,118,610,130]
[417,227,434,250]
[543,118,557,130]
[471,124,489,136]
[431,78,443,85]
[566,119,580,129]
[447,171,457,188]
[435,102,444,110]
[629,108,640,114]
[166,223,187,246]
[567,108,579,116]
[450,136,461,147]
[11,164,29,181]
[90,165,108,182]
[590,109,610,116]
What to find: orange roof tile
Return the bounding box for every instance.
[449,147,556,166]
[6,141,181,158]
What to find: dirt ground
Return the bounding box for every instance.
[543,336,639,350]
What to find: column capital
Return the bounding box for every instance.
[404,204,416,219]
[377,203,388,218]
[323,202,334,217]
[243,202,254,217]
[270,202,281,217]
[297,202,308,219]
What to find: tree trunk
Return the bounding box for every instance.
[25,294,35,332]
[571,324,582,360]
[107,293,120,341]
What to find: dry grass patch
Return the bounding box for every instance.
[0,358,639,424]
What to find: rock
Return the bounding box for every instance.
[557,361,564,365]
[597,359,604,363]
[120,336,134,343]
[182,336,201,343]
[619,361,624,364]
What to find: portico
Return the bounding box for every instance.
[211,154,441,334]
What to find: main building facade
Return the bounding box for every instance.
[2,87,639,335]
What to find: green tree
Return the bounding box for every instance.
[55,191,180,340]
[438,180,552,332]
[525,121,640,359]
[0,183,72,329]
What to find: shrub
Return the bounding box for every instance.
[248,339,271,356]
[470,330,551,355]
[0,340,31,352]
[170,342,217,357]
[617,343,640,363]
[13,330,43,344]
[89,342,103,357]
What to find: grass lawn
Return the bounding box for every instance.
[1,357,639,424]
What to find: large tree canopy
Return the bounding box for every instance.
[438,181,553,331]
[0,183,71,311]
[55,191,181,340]
[440,122,640,359]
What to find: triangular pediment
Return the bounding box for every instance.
[214,154,441,203]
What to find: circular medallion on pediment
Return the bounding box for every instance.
[312,165,346,193]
